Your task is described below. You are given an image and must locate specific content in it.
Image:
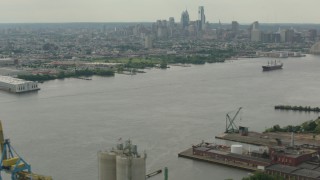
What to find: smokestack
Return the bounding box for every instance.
[291,132,295,147]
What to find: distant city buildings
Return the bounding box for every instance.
[0,4,317,65]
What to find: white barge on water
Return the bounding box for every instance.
[0,75,40,93]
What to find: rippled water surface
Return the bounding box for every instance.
[1,55,320,180]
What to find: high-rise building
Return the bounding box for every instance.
[250,21,259,30]
[250,21,260,41]
[180,10,190,29]
[280,29,294,43]
[144,35,153,49]
[251,29,261,42]
[231,21,239,34]
[169,17,175,28]
[198,6,206,31]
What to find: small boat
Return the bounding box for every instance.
[76,77,92,80]
[262,60,283,71]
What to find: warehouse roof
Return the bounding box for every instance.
[0,75,31,85]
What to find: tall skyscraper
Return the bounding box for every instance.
[231,21,239,34]
[198,6,206,31]
[180,10,189,29]
[252,21,259,30]
[250,21,260,41]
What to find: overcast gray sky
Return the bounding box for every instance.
[1,0,319,24]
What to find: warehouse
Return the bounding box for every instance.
[0,76,40,93]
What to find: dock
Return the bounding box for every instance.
[178,148,259,171]
[215,131,320,147]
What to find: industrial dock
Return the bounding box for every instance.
[178,108,320,179]
[178,147,264,172]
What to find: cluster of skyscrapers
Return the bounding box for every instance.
[180,6,207,33]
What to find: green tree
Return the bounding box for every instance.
[242,171,284,180]
[160,60,168,69]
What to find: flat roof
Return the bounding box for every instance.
[0,76,32,85]
[292,168,320,178]
[298,162,319,170]
[266,164,300,174]
[227,153,271,164]
[267,164,320,178]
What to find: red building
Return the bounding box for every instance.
[269,146,318,166]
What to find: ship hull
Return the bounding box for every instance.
[262,64,283,71]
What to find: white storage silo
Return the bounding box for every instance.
[231,145,243,155]
[131,156,146,180]
[98,151,117,180]
[116,155,146,180]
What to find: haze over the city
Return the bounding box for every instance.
[1,0,319,24]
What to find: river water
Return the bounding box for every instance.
[0,55,320,180]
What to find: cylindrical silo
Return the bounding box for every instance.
[116,155,146,180]
[98,151,117,180]
[231,145,243,155]
[131,157,146,180]
[116,156,129,180]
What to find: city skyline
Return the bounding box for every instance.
[1,0,320,24]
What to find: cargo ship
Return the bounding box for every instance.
[262,60,283,71]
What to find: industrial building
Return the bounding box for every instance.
[266,163,320,180]
[269,146,318,166]
[98,140,146,180]
[0,76,39,93]
[192,143,271,170]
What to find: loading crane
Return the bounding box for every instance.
[225,107,242,133]
[0,121,52,180]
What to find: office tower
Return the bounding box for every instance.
[251,29,261,42]
[231,21,239,34]
[180,10,189,29]
[250,21,260,41]
[280,29,294,43]
[198,6,206,31]
[252,21,260,30]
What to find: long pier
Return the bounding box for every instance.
[178,148,258,171]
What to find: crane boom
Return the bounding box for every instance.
[225,107,242,133]
[0,121,4,157]
[0,120,52,180]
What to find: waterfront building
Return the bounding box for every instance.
[269,146,317,166]
[0,75,39,93]
[266,164,320,179]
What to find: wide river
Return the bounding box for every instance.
[0,55,320,180]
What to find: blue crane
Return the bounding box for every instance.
[0,121,52,180]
